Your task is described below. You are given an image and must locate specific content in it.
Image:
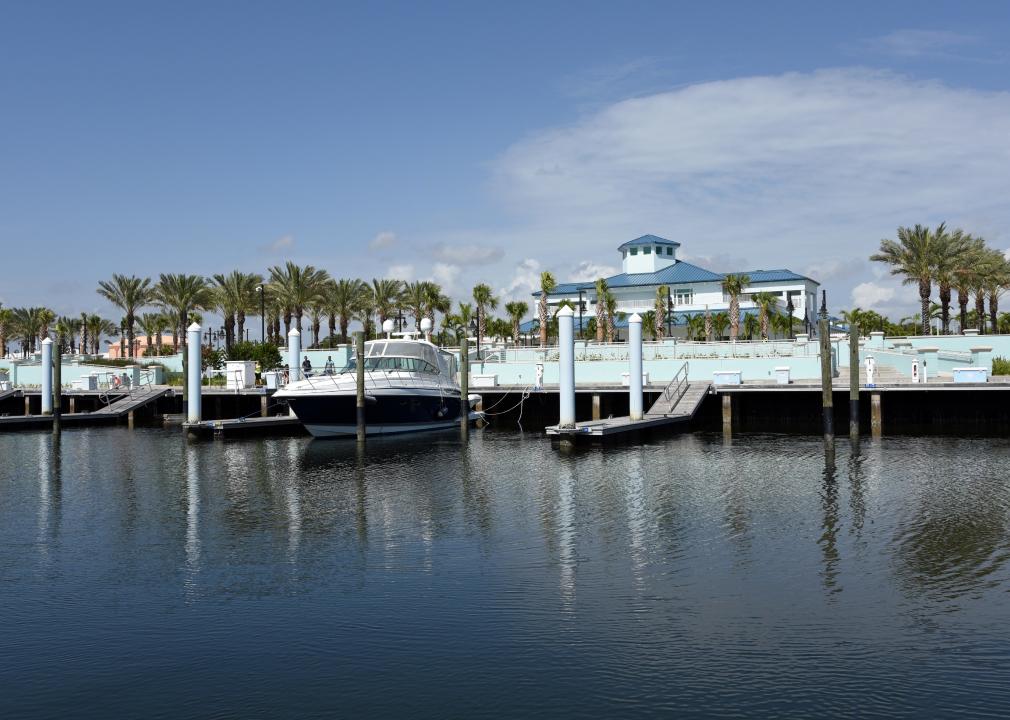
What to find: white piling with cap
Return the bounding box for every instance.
[41,337,53,415]
[186,323,202,423]
[558,306,576,428]
[288,328,301,383]
[382,318,394,339]
[629,313,644,420]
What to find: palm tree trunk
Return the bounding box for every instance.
[729,299,739,340]
[975,292,986,334]
[328,313,336,343]
[919,280,931,336]
[237,311,246,341]
[958,291,969,333]
[760,308,768,340]
[312,317,320,347]
[340,315,349,344]
[283,311,292,336]
[939,284,952,334]
[989,292,999,333]
[539,298,548,347]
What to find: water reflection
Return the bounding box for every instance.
[184,442,201,589]
[36,434,62,567]
[557,459,577,607]
[819,439,840,594]
[624,449,649,593]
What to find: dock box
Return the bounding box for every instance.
[774,366,791,385]
[952,367,988,383]
[225,361,256,390]
[71,373,99,391]
[620,371,649,386]
[471,373,498,388]
[263,371,281,390]
[713,370,742,386]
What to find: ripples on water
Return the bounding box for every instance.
[2,429,1010,718]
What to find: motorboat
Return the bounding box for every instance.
[275,336,480,438]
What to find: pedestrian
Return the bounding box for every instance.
[324,356,335,375]
[302,356,312,377]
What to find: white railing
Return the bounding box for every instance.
[655,362,689,411]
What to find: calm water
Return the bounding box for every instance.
[2,428,1010,718]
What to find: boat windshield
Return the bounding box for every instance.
[342,341,442,375]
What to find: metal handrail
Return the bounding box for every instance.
[657,362,690,409]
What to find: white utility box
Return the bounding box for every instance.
[774,366,791,385]
[263,371,281,390]
[713,370,742,386]
[621,371,649,386]
[952,367,988,383]
[225,360,256,390]
[471,373,498,388]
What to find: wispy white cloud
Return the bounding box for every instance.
[858,29,983,60]
[370,231,397,250]
[431,243,504,266]
[260,234,294,254]
[569,260,618,282]
[497,258,542,302]
[387,264,414,281]
[493,68,1010,314]
[430,262,462,295]
[852,281,896,309]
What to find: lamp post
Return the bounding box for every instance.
[667,287,673,338]
[469,318,479,359]
[256,285,265,343]
[578,289,585,340]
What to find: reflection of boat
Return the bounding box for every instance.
[275,337,480,438]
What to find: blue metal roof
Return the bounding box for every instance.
[606,260,724,287]
[617,234,681,252]
[740,269,816,284]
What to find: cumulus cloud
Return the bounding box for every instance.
[260,234,294,254]
[494,68,1010,315]
[497,258,542,302]
[431,243,504,266]
[851,281,896,309]
[431,263,462,294]
[569,260,618,282]
[370,231,397,250]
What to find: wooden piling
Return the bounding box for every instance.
[871,392,882,438]
[819,316,833,438]
[355,331,366,443]
[260,395,268,417]
[722,394,732,434]
[849,322,859,438]
[460,336,469,434]
[592,393,601,421]
[52,351,61,435]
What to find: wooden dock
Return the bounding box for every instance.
[182,414,306,438]
[546,366,710,439]
[0,386,172,431]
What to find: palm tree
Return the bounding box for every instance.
[371,279,403,327]
[324,279,365,343]
[55,316,81,355]
[743,313,760,340]
[355,284,376,339]
[424,282,451,329]
[653,286,668,340]
[504,301,529,345]
[751,291,779,340]
[0,306,11,358]
[539,271,557,347]
[721,273,751,341]
[37,308,56,349]
[685,313,705,341]
[154,273,212,351]
[79,311,89,357]
[472,283,499,342]
[712,311,730,340]
[594,278,608,343]
[704,306,713,342]
[984,249,1010,334]
[932,225,970,334]
[454,302,475,338]
[604,291,618,342]
[85,315,115,355]
[268,262,331,337]
[953,235,986,333]
[400,281,428,330]
[870,224,939,336]
[137,312,168,355]
[642,310,657,340]
[97,274,153,358]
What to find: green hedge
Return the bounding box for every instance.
[992,356,1010,375]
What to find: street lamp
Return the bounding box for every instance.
[667,287,673,338]
[256,285,265,344]
[577,289,585,340]
[469,318,479,358]
[786,294,795,340]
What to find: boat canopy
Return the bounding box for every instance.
[342,341,443,375]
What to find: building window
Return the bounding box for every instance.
[673,289,693,305]
[629,247,638,256]
[643,246,651,255]
[666,247,673,256]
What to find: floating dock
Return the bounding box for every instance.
[0,386,173,431]
[182,414,306,438]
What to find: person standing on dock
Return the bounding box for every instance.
[323,356,335,375]
[302,356,313,378]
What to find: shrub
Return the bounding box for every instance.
[227,341,283,370]
[992,356,1010,375]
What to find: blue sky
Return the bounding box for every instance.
[2,1,1009,323]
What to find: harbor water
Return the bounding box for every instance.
[3,428,1010,717]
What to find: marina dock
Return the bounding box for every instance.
[182,414,306,438]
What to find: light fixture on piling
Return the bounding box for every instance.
[420,317,433,342]
[382,319,394,339]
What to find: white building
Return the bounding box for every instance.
[528,234,820,339]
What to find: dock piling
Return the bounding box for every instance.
[288,328,301,383]
[52,347,62,435]
[849,322,859,438]
[557,306,575,428]
[818,292,833,439]
[355,331,366,443]
[41,337,53,416]
[186,323,202,424]
[628,313,643,421]
[722,394,732,435]
[460,336,469,435]
[871,391,882,438]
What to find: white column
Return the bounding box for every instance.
[558,306,575,428]
[41,337,53,415]
[629,313,643,420]
[288,328,301,383]
[187,323,202,423]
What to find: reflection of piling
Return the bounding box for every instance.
[849,322,859,438]
[355,331,366,443]
[871,392,882,438]
[818,292,833,438]
[558,306,575,428]
[187,323,202,423]
[628,313,643,421]
[41,337,53,416]
[459,336,469,435]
